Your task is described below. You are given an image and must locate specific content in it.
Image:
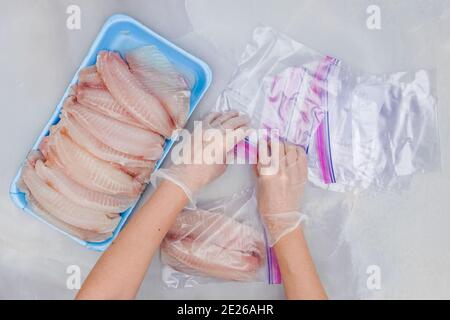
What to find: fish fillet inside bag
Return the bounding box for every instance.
[161,188,271,288]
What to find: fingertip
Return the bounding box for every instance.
[203,111,222,124]
[253,163,260,177]
[277,140,286,158]
[296,147,308,173]
[296,146,307,161]
[285,143,298,165]
[217,110,239,123]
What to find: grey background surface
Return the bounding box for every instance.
[0,0,449,299]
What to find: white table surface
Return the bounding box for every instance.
[0,0,449,299]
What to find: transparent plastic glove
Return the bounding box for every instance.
[255,140,308,246]
[152,111,250,208]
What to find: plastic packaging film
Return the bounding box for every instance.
[216,26,440,193]
[161,188,282,288]
[308,68,440,192]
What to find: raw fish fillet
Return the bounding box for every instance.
[74,85,146,129]
[63,97,164,160]
[23,190,112,242]
[35,159,134,213]
[126,46,191,127]
[78,66,105,89]
[60,113,156,167]
[47,130,143,196]
[39,136,51,159]
[121,166,154,184]
[19,155,119,233]
[96,51,174,137]
[162,237,262,281]
[162,209,265,281]
[167,210,265,258]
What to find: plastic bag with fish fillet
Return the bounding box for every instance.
[161,188,282,287]
[216,26,440,193]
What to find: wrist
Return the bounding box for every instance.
[157,179,190,206]
[261,211,307,246]
[273,227,307,273]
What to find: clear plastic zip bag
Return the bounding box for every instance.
[216,26,440,192]
[161,188,282,288]
[215,27,337,151]
[160,181,361,290]
[308,68,440,192]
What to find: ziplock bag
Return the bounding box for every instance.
[216,26,440,192]
[161,187,282,288]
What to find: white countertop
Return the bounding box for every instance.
[0,0,449,299]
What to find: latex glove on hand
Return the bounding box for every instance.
[151,111,250,208]
[255,140,308,246]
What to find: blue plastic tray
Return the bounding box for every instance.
[9,14,212,251]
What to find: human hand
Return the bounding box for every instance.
[255,140,308,246]
[151,111,250,207]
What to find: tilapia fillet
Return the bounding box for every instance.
[167,210,265,257]
[63,98,164,160]
[162,210,265,281]
[121,166,154,184]
[126,46,191,128]
[78,66,105,89]
[24,191,112,242]
[162,238,262,282]
[20,153,119,233]
[45,131,143,196]
[35,160,134,213]
[74,84,146,129]
[60,112,155,168]
[96,51,174,137]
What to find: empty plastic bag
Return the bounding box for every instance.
[216,26,440,192]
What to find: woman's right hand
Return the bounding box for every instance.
[255,140,308,245]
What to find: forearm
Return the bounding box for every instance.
[76,180,188,300]
[274,228,327,300]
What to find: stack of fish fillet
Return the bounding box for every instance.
[18,46,190,242]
